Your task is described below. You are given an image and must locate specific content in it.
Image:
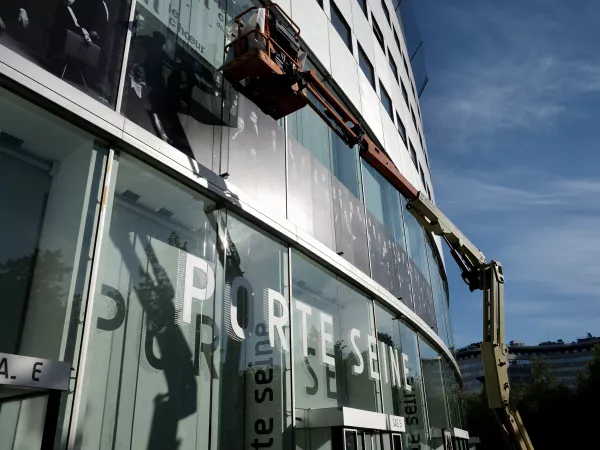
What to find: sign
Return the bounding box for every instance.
[0,353,71,391]
[388,414,406,433]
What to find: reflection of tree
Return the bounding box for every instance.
[167,231,187,251]
[0,249,72,353]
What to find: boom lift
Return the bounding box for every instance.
[221,4,534,449]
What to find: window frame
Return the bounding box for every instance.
[381,0,391,24]
[393,28,402,53]
[379,81,393,119]
[331,1,353,52]
[401,80,409,106]
[357,0,368,15]
[388,49,399,82]
[409,139,418,167]
[395,112,406,144]
[358,43,376,88]
[371,14,385,51]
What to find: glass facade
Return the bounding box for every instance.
[0,0,466,447]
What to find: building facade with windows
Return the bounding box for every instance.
[457,336,600,393]
[0,0,466,449]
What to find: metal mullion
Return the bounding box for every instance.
[67,148,117,450]
[115,0,139,113]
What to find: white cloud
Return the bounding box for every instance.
[420,1,600,152]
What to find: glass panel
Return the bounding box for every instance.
[403,210,435,328]
[292,251,380,415]
[288,71,369,273]
[212,212,292,449]
[121,0,287,217]
[0,0,131,106]
[287,99,336,250]
[374,304,404,416]
[75,155,218,449]
[332,141,370,275]
[399,321,430,450]
[362,161,412,307]
[425,237,449,345]
[0,86,107,449]
[419,337,450,436]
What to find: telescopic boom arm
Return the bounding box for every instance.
[406,193,534,450]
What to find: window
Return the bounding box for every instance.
[357,0,368,15]
[393,28,402,53]
[372,15,385,51]
[411,107,418,130]
[292,251,380,413]
[409,139,417,167]
[419,163,427,189]
[381,0,391,24]
[0,86,108,446]
[396,112,406,144]
[362,162,412,302]
[388,50,399,82]
[317,0,323,6]
[401,81,409,106]
[0,0,130,107]
[331,1,353,52]
[379,81,393,118]
[403,55,411,79]
[358,44,376,88]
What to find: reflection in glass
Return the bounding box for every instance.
[0,86,107,448]
[77,156,218,450]
[419,336,450,443]
[292,251,380,417]
[374,303,404,417]
[399,321,430,450]
[211,212,292,450]
[0,0,131,106]
[121,0,288,217]
[362,161,412,306]
[403,209,436,329]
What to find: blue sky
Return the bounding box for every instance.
[412,0,600,348]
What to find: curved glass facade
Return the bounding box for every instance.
[0,0,466,449]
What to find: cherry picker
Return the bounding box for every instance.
[221,4,534,449]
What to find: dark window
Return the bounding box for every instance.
[388,51,399,82]
[393,28,402,53]
[395,112,406,144]
[403,55,411,78]
[409,140,417,167]
[358,44,376,88]
[331,2,353,52]
[419,163,427,188]
[411,107,418,129]
[357,0,368,15]
[372,15,385,51]
[317,0,324,7]
[381,0,391,24]
[379,81,393,118]
[401,81,409,106]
